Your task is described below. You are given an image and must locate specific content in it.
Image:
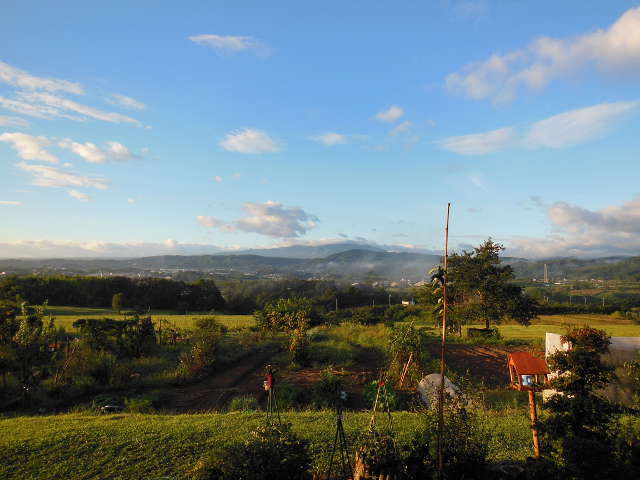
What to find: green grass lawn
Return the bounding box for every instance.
[45,305,255,331]
[459,313,640,342]
[0,410,534,480]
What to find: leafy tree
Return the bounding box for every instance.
[12,302,55,399]
[539,327,620,479]
[433,239,537,332]
[111,293,124,313]
[255,298,315,363]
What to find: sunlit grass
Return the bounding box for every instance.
[44,305,255,332]
[0,410,534,479]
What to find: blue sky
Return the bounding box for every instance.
[1,0,640,258]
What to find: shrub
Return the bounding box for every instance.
[124,395,156,413]
[312,370,344,409]
[363,381,400,411]
[191,423,311,480]
[354,431,401,478]
[228,395,260,412]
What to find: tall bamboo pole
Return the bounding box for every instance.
[437,203,451,475]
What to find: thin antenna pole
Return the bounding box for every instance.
[437,202,451,476]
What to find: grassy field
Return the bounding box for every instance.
[44,307,640,341]
[0,410,534,479]
[45,306,255,331]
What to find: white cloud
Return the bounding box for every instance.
[0,200,22,205]
[109,93,146,110]
[0,239,223,258]
[375,105,404,122]
[68,189,90,202]
[311,132,347,145]
[0,132,58,163]
[198,201,318,237]
[196,215,229,229]
[524,101,639,148]
[508,194,640,257]
[0,95,81,120]
[189,34,268,55]
[390,121,413,136]
[0,115,30,128]
[16,162,109,190]
[214,176,222,183]
[446,7,640,102]
[220,128,280,154]
[438,101,639,155]
[438,127,515,155]
[15,92,141,125]
[0,61,84,94]
[58,139,138,164]
[127,198,136,204]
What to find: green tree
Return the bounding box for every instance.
[443,239,537,330]
[539,327,619,478]
[111,292,124,313]
[12,302,55,399]
[255,298,314,363]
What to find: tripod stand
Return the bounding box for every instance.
[264,364,281,426]
[326,392,352,480]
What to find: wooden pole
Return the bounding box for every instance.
[528,390,541,458]
[437,202,451,475]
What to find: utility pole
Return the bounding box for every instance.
[437,202,451,477]
[388,293,391,306]
[335,297,338,312]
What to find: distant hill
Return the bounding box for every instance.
[508,256,640,281]
[226,242,386,259]
[1,250,639,282]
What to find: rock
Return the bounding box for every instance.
[416,374,461,408]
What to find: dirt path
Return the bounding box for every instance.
[165,346,281,412]
[425,343,541,388]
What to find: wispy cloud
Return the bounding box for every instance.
[198,201,318,237]
[189,34,270,56]
[0,60,84,95]
[0,200,22,206]
[220,128,280,154]
[311,132,347,146]
[446,7,640,102]
[0,132,58,163]
[375,105,404,123]
[17,162,109,190]
[525,101,639,148]
[438,101,638,155]
[67,189,90,202]
[0,115,30,128]
[108,93,146,110]
[16,92,140,125]
[438,127,516,155]
[59,139,138,164]
[390,121,413,136]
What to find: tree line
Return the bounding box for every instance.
[0,275,225,312]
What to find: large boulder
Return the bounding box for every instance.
[417,373,461,408]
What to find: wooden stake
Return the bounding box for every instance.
[528,390,541,458]
[437,202,451,476]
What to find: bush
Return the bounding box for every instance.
[228,395,260,412]
[354,431,402,478]
[312,370,344,409]
[124,395,156,413]
[467,327,501,339]
[363,381,400,411]
[191,423,311,480]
